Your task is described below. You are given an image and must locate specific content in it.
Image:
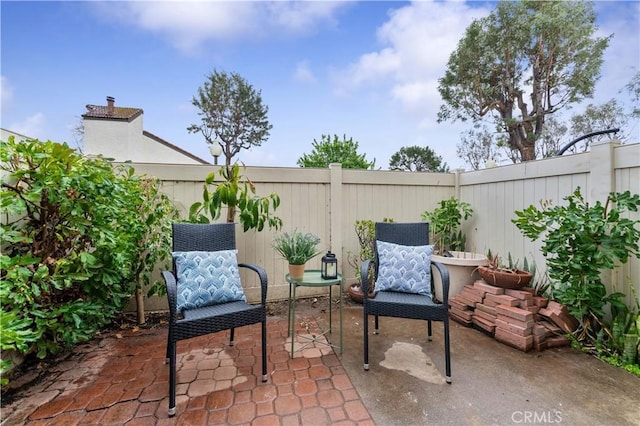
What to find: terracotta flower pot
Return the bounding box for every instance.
[288,264,305,280]
[477,265,532,289]
[348,283,375,303]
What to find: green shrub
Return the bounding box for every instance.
[0,137,177,382]
[513,187,640,359]
[421,197,472,254]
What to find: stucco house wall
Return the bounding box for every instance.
[1,128,31,143]
[82,96,209,165]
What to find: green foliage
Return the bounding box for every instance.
[389,146,449,172]
[297,134,376,169]
[188,163,282,232]
[438,0,610,162]
[0,137,177,381]
[188,69,272,166]
[129,176,180,299]
[569,100,628,148]
[347,218,394,282]
[457,126,504,170]
[272,230,321,265]
[626,71,640,119]
[597,354,640,377]
[421,197,473,254]
[513,188,640,344]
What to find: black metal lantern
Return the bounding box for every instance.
[321,250,338,279]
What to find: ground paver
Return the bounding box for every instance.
[1,312,372,426]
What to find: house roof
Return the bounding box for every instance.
[82,104,143,121]
[143,130,210,165]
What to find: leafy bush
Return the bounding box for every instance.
[347,218,394,281]
[513,187,640,361]
[0,137,177,382]
[189,162,282,231]
[421,197,472,254]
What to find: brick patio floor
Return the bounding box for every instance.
[1,316,373,425]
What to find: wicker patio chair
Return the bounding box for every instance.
[361,222,452,383]
[162,223,268,416]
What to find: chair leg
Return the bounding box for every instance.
[168,341,177,416]
[374,315,379,335]
[230,327,235,346]
[428,320,433,341]
[165,329,172,364]
[363,308,369,370]
[261,320,268,382]
[444,317,452,384]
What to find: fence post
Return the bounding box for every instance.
[454,168,464,200]
[589,139,621,298]
[329,163,344,286]
[589,139,620,204]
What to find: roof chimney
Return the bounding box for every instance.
[106,96,115,115]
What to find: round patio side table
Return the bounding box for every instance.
[286,270,343,357]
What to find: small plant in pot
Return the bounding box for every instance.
[273,230,321,280]
[421,197,488,300]
[477,251,533,289]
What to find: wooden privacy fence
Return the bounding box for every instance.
[128,140,639,312]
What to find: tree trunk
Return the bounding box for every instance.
[136,287,146,325]
[521,143,536,161]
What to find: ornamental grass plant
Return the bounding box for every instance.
[273,230,321,265]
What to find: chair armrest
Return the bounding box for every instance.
[431,261,450,304]
[239,263,268,306]
[162,270,179,323]
[360,259,375,299]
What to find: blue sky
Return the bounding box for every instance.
[2,1,639,169]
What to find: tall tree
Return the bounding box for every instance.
[438,0,610,161]
[297,134,376,169]
[536,116,568,158]
[457,127,503,170]
[188,70,272,166]
[389,146,449,172]
[626,71,640,119]
[569,100,628,148]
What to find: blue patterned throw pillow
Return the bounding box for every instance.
[173,250,246,312]
[374,241,433,296]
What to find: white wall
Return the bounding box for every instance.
[83,115,205,164]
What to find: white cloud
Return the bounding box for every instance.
[332,0,490,118]
[11,113,45,139]
[265,1,343,33]
[293,61,316,84]
[1,75,13,111]
[92,1,350,53]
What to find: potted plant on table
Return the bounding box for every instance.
[273,230,322,280]
[421,197,488,301]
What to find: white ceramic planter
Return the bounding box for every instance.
[431,251,488,302]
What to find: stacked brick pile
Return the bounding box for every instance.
[449,280,577,352]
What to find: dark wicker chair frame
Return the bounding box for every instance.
[162,223,268,416]
[361,222,452,383]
